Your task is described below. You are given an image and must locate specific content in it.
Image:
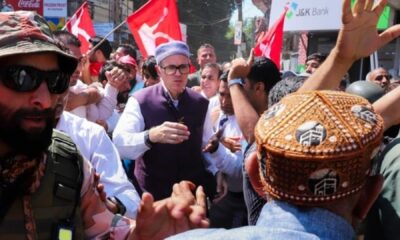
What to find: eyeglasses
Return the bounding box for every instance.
[375,74,391,81]
[160,64,190,75]
[0,65,70,94]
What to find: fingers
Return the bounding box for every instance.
[188,186,209,227]
[342,0,353,24]
[163,121,188,131]
[247,48,255,66]
[378,24,400,49]
[106,67,128,88]
[169,181,196,218]
[353,0,366,16]
[373,0,387,16]
[138,192,156,218]
[364,0,374,11]
[152,122,191,144]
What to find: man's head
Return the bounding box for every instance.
[366,67,391,91]
[268,75,308,108]
[346,80,385,103]
[244,57,281,113]
[219,71,234,115]
[249,91,383,222]
[142,56,159,87]
[118,55,137,81]
[155,41,190,99]
[114,44,137,61]
[0,11,77,158]
[305,53,326,74]
[88,36,112,63]
[98,60,131,92]
[53,30,83,86]
[200,63,222,99]
[197,43,217,69]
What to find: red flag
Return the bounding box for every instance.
[65,2,96,54]
[127,0,183,58]
[254,8,287,69]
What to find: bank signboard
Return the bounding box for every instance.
[270,0,391,31]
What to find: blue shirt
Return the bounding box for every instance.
[168,200,355,240]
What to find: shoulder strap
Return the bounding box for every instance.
[48,129,83,222]
[373,137,400,175]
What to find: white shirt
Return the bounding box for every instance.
[205,112,244,192]
[113,83,217,174]
[56,111,140,218]
[69,80,118,122]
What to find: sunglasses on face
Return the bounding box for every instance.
[0,65,70,94]
[375,74,392,81]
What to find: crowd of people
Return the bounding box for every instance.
[2,0,400,239]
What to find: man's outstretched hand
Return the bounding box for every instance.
[129,181,209,240]
[335,0,400,62]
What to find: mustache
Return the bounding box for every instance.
[15,108,56,119]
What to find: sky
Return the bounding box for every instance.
[230,0,264,24]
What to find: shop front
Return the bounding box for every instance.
[269,0,400,81]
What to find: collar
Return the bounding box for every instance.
[160,81,186,107]
[257,200,355,240]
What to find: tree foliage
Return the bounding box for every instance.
[131,0,237,64]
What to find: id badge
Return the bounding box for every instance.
[55,222,74,240]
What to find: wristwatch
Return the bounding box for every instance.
[228,78,244,87]
[144,130,153,148]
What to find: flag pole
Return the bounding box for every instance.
[62,1,87,30]
[86,19,127,56]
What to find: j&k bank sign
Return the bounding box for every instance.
[270,0,391,32]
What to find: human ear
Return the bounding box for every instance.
[245,151,267,199]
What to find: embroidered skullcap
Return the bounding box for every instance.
[255,90,383,205]
[155,41,190,64]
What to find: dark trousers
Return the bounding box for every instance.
[209,191,248,229]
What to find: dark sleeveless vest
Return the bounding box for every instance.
[0,130,84,239]
[134,83,216,200]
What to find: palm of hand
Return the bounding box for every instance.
[336,1,387,61]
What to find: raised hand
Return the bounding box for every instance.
[228,49,254,81]
[129,181,208,240]
[335,0,400,61]
[221,136,242,153]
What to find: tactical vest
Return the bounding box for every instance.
[0,130,84,239]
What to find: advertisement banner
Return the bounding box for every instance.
[234,21,242,45]
[1,0,43,15]
[43,0,67,18]
[45,16,65,31]
[270,0,341,31]
[270,0,392,32]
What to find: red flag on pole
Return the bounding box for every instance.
[127,0,183,58]
[253,8,287,69]
[65,2,96,54]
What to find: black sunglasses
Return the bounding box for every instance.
[0,65,70,94]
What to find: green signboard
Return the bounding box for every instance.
[351,0,391,29]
